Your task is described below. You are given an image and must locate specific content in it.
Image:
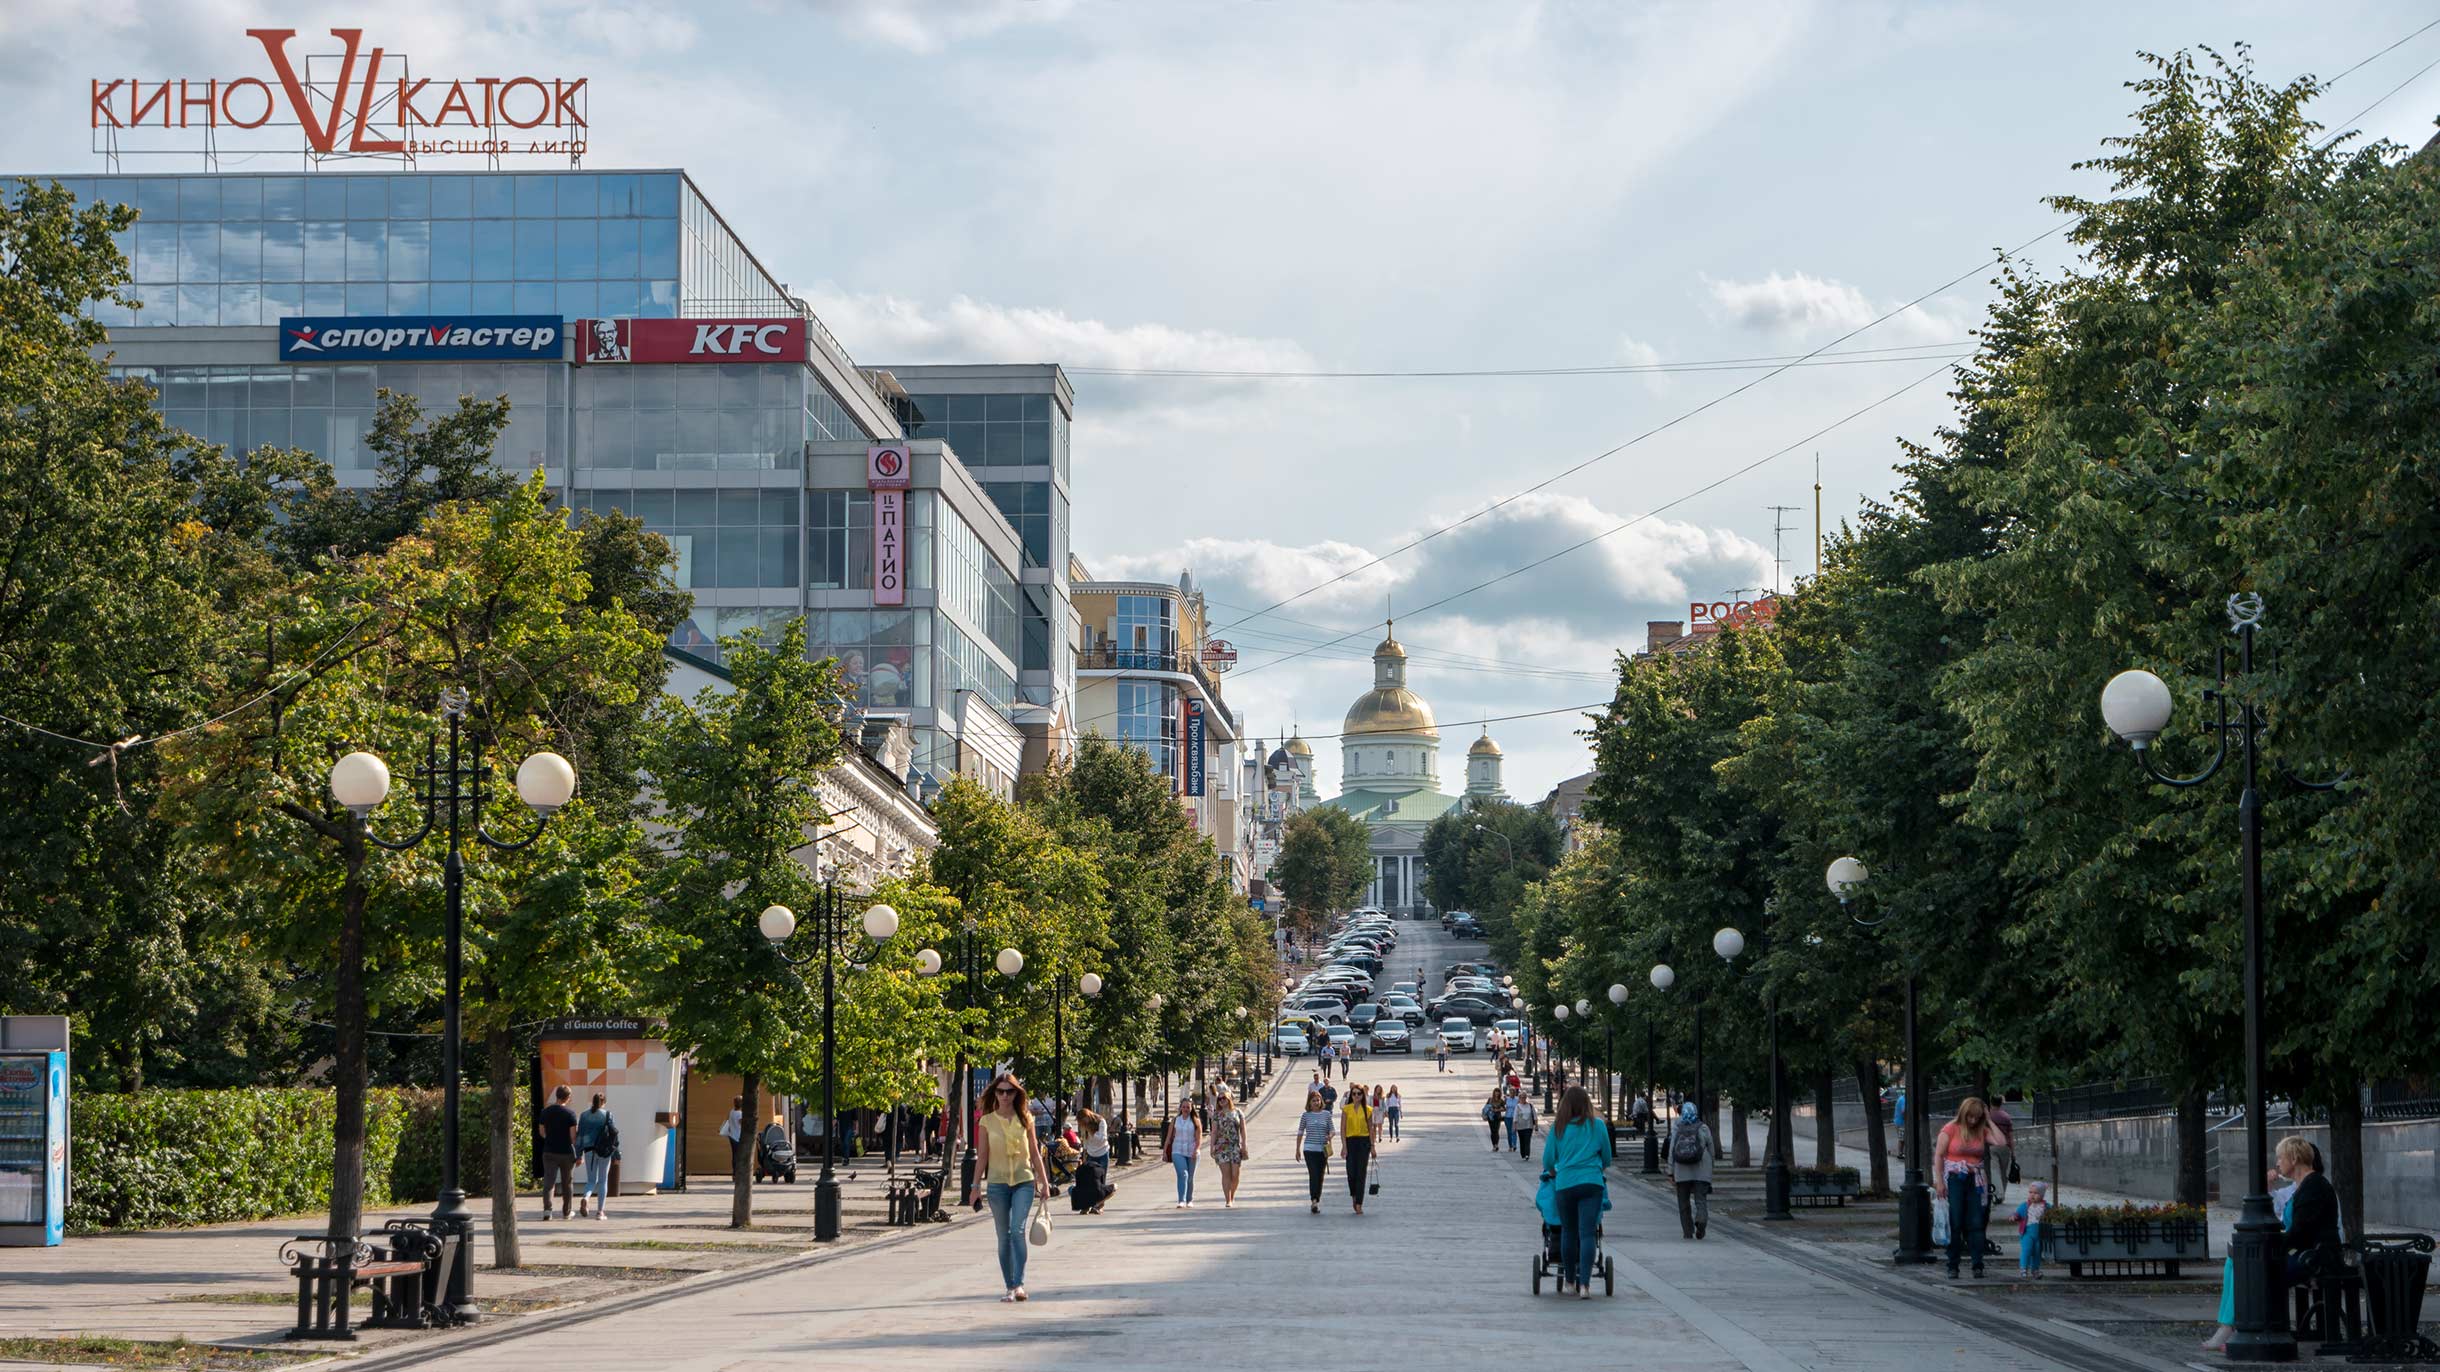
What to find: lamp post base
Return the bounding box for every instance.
[2226,1195,2299,1361]
[1762,1156,1793,1221]
[1641,1129,1660,1175]
[1892,1175,1937,1264]
[429,1187,478,1323]
[814,1177,842,1242]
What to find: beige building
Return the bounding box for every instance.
[1069,567,1251,889]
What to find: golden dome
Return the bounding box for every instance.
[1469,731,1502,757]
[1343,687,1438,738]
[1286,733,1313,757]
[1374,634,1406,661]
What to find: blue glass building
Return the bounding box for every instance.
[14,166,1065,796]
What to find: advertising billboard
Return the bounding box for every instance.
[575,317,808,365]
[1183,699,1207,797]
[278,316,563,362]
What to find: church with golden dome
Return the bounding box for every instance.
[1320,623,1504,913]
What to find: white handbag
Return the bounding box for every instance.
[1026,1192,1055,1246]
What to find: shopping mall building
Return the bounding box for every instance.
[18,166,1079,799]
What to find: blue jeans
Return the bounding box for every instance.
[1173,1154,1198,1203]
[1943,1172,1987,1272]
[582,1152,611,1206]
[1557,1183,1604,1287]
[985,1181,1033,1289]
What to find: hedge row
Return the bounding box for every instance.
[68,1086,534,1233]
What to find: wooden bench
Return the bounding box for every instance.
[283,1222,449,1340]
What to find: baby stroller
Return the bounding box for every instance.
[756,1121,798,1184]
[1531,1172,1614,1296]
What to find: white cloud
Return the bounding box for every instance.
[824,0,1075,54]
[813,291,1315,373]
[1088,494,1776,801]
[1706,271,1878,333]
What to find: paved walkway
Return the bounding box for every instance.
[363,923,2208,1372]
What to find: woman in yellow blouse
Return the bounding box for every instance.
[974,1071,1049,1301]
[1341,1084,1375,1215]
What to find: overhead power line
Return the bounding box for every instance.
[1228,362,1955,681]
[1069,342,1969,380]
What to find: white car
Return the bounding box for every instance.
[1488,1019,1523,1052]
[1439,1021,1477,1052]
[1275,1026,1311,1056]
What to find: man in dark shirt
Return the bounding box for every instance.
[537,1085,579,1220]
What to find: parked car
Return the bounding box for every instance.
[1389,981,1419,1000]
[1380,997,1427,1025]
[1325,1024,1357,1052]
[1275,1026,1311,1056]
[1427,995,1505,1024]
[1348,1003,1384,1032]
[1292,996,1350,1023]
[1439,1021,1477,1052]
[1369,1019,1413,1052]
[1488,1019,1523,1052]
[1450,917,1484,939]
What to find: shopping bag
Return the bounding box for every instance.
[1930,1193,1951,1247]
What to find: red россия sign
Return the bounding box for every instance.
[575,318,809,366]
[1689,597,1778,629]
[88,28,588,160]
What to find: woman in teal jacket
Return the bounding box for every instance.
[1542,1085,1612,1299]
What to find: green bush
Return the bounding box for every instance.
[68,1086,535,1233]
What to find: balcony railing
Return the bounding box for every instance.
[1075,644,1235,730]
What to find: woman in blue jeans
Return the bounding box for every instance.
[974,1072,1048,1302]
[1543,1085,1612,1299]
[1162,1101,1202,1207]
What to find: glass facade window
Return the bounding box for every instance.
[1114,594,1174,657]
[116,361,562,468]
[894,390,1053,472]
[676,180,786,314]
[666,605,795,666]
[979,480,1053,569]
[938,499,1022,665]
[573,362,806,470]
[808,489,872,591]
[64,171,682,328]
[577,484,797,590]
[1117,679,1178,778]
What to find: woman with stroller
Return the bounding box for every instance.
[1544,1085,1613,1299]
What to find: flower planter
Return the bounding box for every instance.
[2048,1216,2210,1278]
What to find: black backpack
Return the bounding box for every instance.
[1671,1119,1705,1165]
[593,1115,620,1158]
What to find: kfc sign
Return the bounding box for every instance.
[89,28,588,160]
[1689,596,1779,630]
[575,318,808,365]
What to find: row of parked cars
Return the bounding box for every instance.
[1276,909,1403,1056]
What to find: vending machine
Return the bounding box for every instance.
[0,1050,66,1246]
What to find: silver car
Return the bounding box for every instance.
[1369,1019,1414,1052]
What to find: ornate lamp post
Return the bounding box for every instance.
[1640,993,1661,1175]
[1830,855,1934,1264]
[1711,926,1792,1221]
[759,893,900,1241]
[2101,593,2340,1362]
[333,690,574,1324]
[925,920,983,1204]
[1605,983,1628,1133]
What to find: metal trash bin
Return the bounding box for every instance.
[2357,1235,2438,1362]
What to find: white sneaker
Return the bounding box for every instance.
[593,1210,606,1221]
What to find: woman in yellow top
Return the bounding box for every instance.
[974,1071,1049,1302]
[1341,1083,1375,1215]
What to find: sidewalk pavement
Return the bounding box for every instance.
[0,1146,1093,1356]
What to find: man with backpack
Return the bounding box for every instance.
[1666,1101,1717,1239]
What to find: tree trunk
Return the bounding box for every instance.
[1856,1057,1890,1194]
[1974,1067,1993,1109]
[328,866,369,1241]
[487,1024,522,1270]
[731,1073,758,1229]
[2330,1080,2364,1244]
[1731,1100,1752,1167]
[1814,1069,1838,1168]
[2174,1086,2209,1209]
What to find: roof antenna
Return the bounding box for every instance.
[1767,504,1802,596]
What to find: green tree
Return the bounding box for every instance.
[645,618,851,1228]
[1275,807,1372,932]
[1418,799,1562,962]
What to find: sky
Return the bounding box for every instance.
[5,0,2436,803]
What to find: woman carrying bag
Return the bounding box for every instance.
[1341,1084,1375,1215]
[974,1071,1050,1303]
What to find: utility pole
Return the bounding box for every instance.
[1813,454,1823,579]
[1767,506,1802,595]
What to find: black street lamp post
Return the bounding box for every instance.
[1641,1018,1661,1174]
[1710,925,1792,1222]
[759,887,901,1242]
[991,948,1102,1126]
[333,690,575,1325]
[2101,593,2340,1363]
[1829,856,1935,1264]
